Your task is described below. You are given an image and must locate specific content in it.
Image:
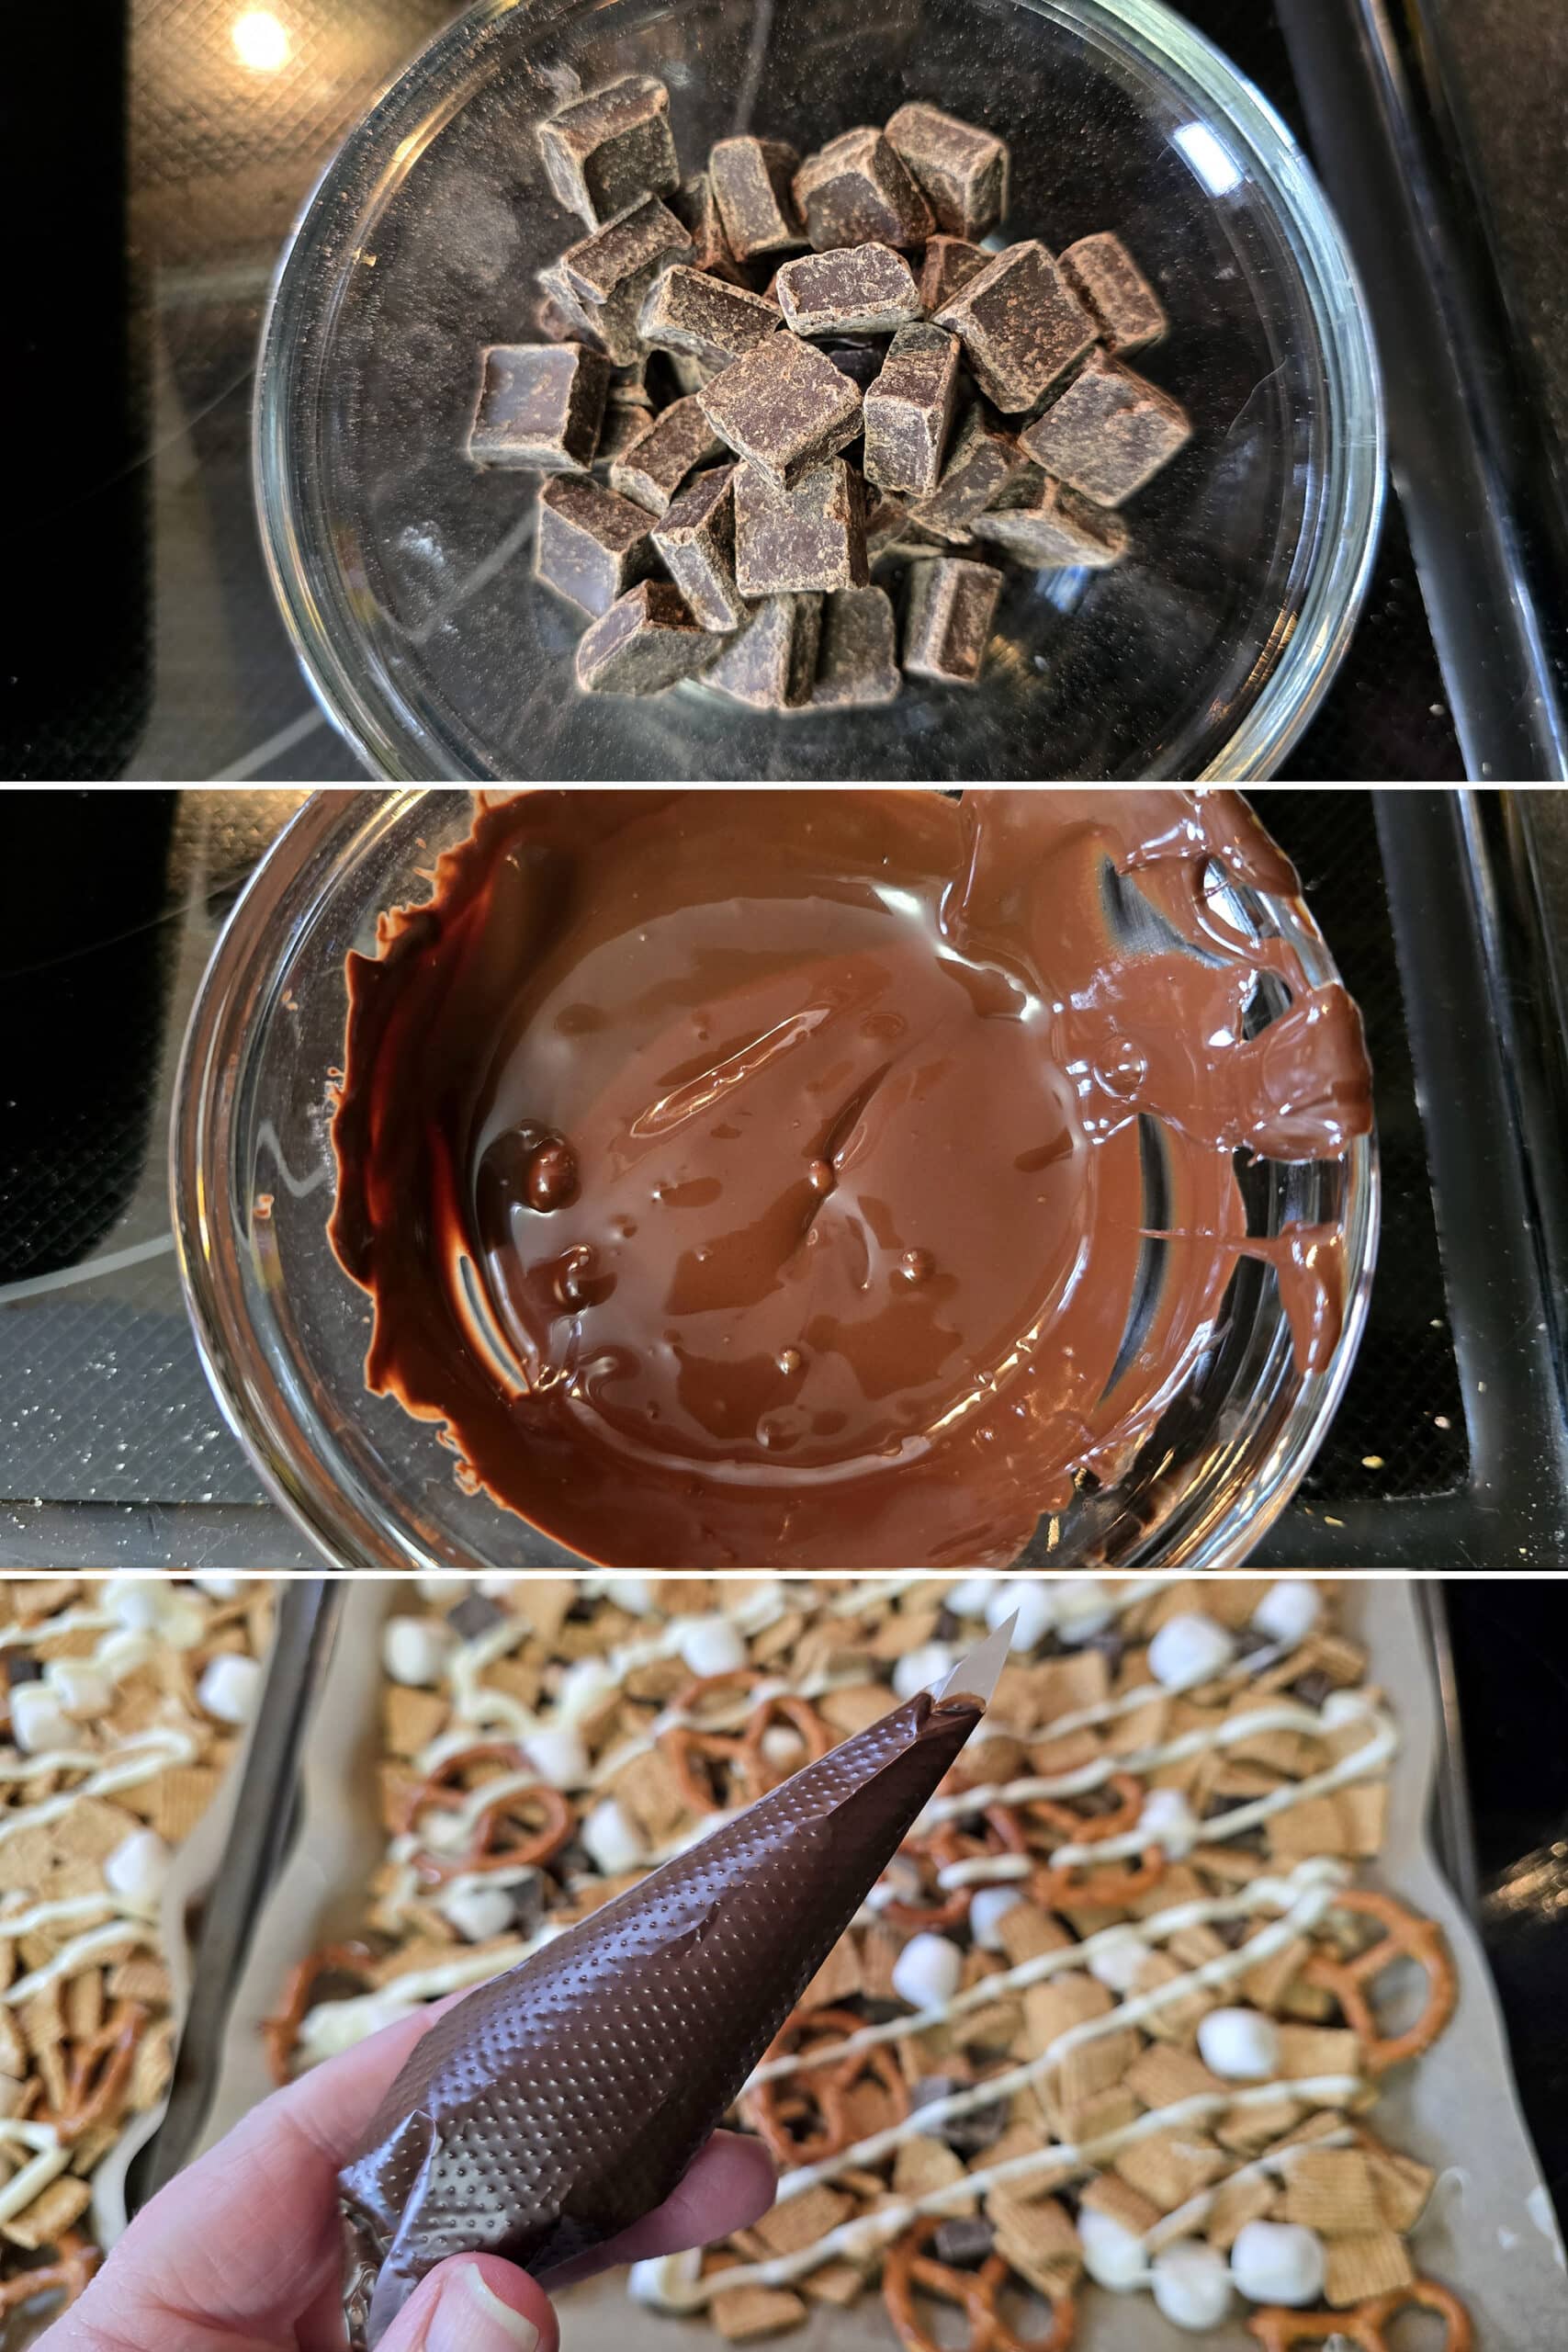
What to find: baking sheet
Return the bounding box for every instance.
[197,1579,1567,2346]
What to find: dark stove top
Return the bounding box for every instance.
[4,0,1564,781]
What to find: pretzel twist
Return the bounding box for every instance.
[1303,1889,1456,2071]
[0,2232,99,2319]
[884,2218,1075,2352]
[53,1999,149,2142]
[1030,1845,1168,1913]
[661,1671,833,1814]
[393,1742,576,1883]
[885,1804,1030,1932]
[1247,2278,1472,2351]
[745,2006,910,2164]
[264,1941,378,2085]
[1020,1771,1147,1849]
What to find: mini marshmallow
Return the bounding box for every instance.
[1230,2220,1326,2308]
[945,1577,998,1619]
[555,1657,619,1723]
[1197,2007,1280,2081]
[761,1724,807,1770]
[45,1660,114,1719]
[581,1797,649,1876]
[197,1652,264,1725]
[1139,1786,1200,1858]
[1251,1579,1322,1646]
[105,1576,205,1648]
[441,1882,521,1942]
[1152,2240,1233,2331]
[1320,1689,1370,1729]
[987,1578,1055,1653]
[383,1616,454,1688]
[969,1883,1025,1951]
[604,1577,656,1616]
[1148,1611,1235,1691]
[9,1683,76,1755]
[525,1725,591,1787]
[416,1576,470,1604]
[1077,2207,1149,2291]
[630,2251,700,2310]
[103,1827,171,1912]
[193,1573,244,1600]
[677,1616,749,1679]
[1052,1577,1115,1643]
[890,1930,964,2009]
[1086,1926,1151,1995]
[479,1575,519,1600]
[892,1643,956,1701]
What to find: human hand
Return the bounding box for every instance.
[39,2000,776,2352]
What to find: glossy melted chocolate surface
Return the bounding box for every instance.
[329,789,1371,1566]
[338,1688,982,2344]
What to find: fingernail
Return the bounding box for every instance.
[426,2266,540,2352]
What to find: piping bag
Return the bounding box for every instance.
[337,1623,1010,2346]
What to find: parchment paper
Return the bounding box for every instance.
[195,1580,1567,2346]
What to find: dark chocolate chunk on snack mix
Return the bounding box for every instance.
[467,82,1191,707]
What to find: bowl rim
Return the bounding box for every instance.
[253,0,1385,786]
[170,785,1381,1575]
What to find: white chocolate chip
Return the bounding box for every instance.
[382,1617,454,1689]
[986,1578,1055,1652]
[945,1577,998,1619]
[890,1930,964,2009]
[197,1652,264,1724]
[1198,2007,1281,2082]
[525,1725,590,1788]
[1148,1611,1236,1691]
[892,1643,955,1701]
[45,1660,114,1719]
[1230,2220,1326,2307]
[1251,1579,1322,1645]
[969,1884,1025,1951]
[581,1797,649,1876]
[1152,2240,1233,2331]
[440,1882,519,1942]
[1087,1926,1150,1995]
[1077,2207,1149,2290]
[676,1617,748,1679]
[9,1684,75,1755]
[104,1828,171,1912]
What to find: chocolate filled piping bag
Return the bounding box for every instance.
[338,1624,1010,2346]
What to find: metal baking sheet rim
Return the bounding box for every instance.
[189,1579,1567,2345]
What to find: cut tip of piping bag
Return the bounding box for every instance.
[932,1615,1014,1712]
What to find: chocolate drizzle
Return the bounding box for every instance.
[329,789,1372,1566]
[337,1686,982,2345]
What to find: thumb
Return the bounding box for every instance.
[376,2256,558,2352]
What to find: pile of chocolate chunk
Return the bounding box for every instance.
[467,76,1191,708]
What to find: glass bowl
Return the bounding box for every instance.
[171,787,1378,1573]
[255,0,1382,784]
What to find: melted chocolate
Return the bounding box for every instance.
[338,1686,982,2345]
[329,789,1371,1566]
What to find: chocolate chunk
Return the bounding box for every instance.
[446,1592,509,1641]
[670,172,746,281]
[468,343,609,471]
[1019,350,1191,505]
[575,580,716,695]
[931,2218,997,2267]
[592,403,655,469]
[885,102,1008,239]
[536,476,655,615]
[793,127,933,252]
[863,322,960,495]
[638,265,781,370]
[774,243,920,336]
[4,1651,42,1688]
[734,458,867,595]
[818,337,888,391]
[934,1606,961,1642]
[556,196,692,365]
[536,290,603,348]
[698,333,863,485]
[919,234,987,314]
[970,464,1128,568]
[934,242,1096,411]
[903,555,1002,685]
[708,137,803,261]
[865,492,952,561]
[1291,1668,1336,1709]
[909,2075,1009,2155]
[536,76,679,229]
[609,392,723,514]
[705,593,822,707]
[1085,1628,1126,1672]
[1059,232,1168,355]
[1233,1627,1274,1660]
[907,400,1020,539]
[652,464,748,630]
[807,585,900,708]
